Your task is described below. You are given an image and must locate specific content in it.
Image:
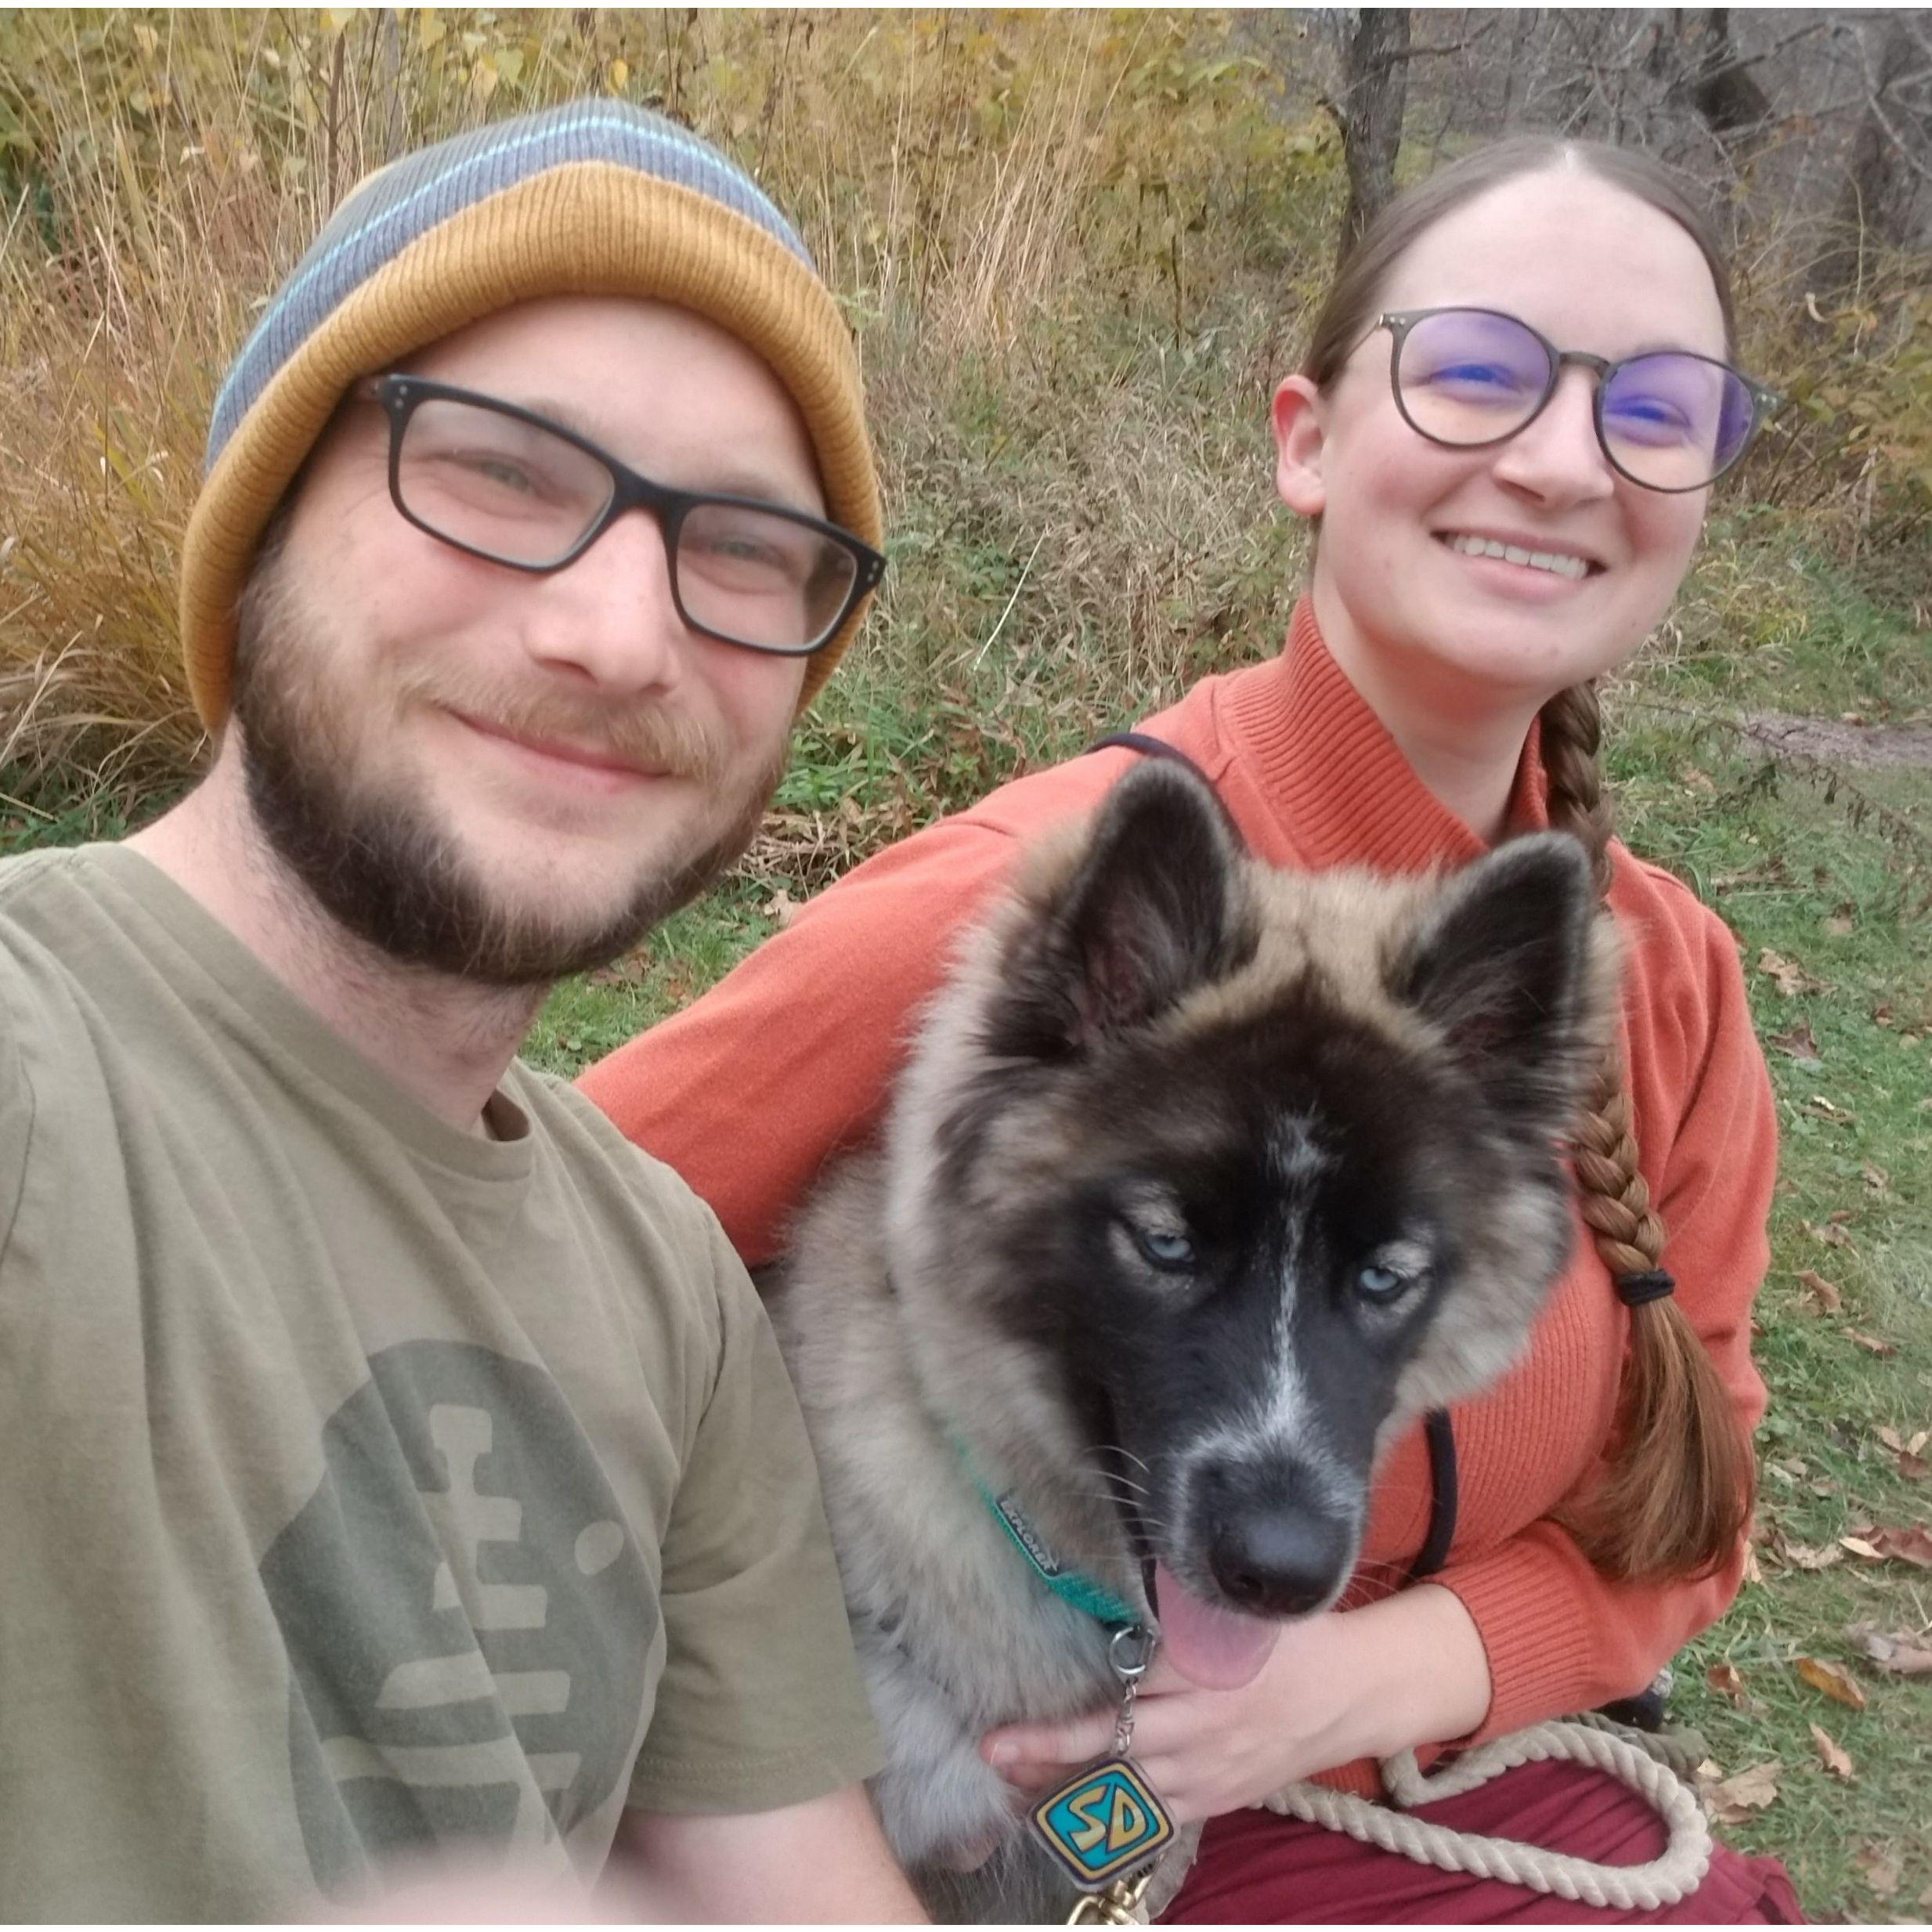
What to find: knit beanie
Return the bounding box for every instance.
[179,99,879,727]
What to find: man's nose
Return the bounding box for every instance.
[1490,367,1616,505]
[521,507,691,696]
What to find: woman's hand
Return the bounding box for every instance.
[980,1584,1493,1826]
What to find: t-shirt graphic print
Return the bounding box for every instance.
[261,1342,652,1898]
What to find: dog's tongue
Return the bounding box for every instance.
[1151,1562,1279,1689]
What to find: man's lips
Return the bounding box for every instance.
[450,710,666,785]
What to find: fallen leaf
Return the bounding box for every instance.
[1707,1662,1748,1704]
[1901,1451,1931,1481]
[763,889,800,928]
[1862,1161,1890,1196]
[1854,1844,1901,1900]
[1709,1759,1780,1825]
[1795,1655,1867,1708]
[1808,1721,1854,1779]
[1801,1093,1856,1125]
[1878,1424,1905,1452]
[1797,1269,1842,1314]
[1844,1327,1894,1356]
[1757,948,1825,996]
[1840,1534,1883,1559]
[1870,1524,1932,1567]
[1844,1623,1932,1676]
[1784,1540,1844,1571]
[1910,1430,1930,1457]
[1768,1020,1821,1061]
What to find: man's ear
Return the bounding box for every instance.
[1271,375,1327,519]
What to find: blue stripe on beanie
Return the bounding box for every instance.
[206,100,814,471]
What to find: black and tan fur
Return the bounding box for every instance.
[773,760,1616,1920]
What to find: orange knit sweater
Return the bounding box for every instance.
[580,597,1776,1797]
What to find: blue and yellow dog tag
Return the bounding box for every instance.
[1031,1756,1175,1891]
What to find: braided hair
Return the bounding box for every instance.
[1302,139,1755,1583]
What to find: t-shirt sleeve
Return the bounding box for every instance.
[1432,903,1777,1739]
[579,816,1027,1266]
[627,1214,882,1813]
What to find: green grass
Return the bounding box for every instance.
[1605,579,1932,1923]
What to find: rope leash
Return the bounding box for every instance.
[1259,1718,1713,1912]
[1079,1715,1712,1924]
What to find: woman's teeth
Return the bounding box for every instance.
[1445,534,1591,580]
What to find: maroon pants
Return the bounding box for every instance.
[1162,1761,1804,1924]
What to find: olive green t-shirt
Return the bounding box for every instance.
[0,845,879,1919]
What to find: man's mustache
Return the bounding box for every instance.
[398,667,732,786]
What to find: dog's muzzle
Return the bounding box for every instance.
[1187,1454,1357,1619]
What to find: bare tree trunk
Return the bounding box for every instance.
[1811,15,1927,299]
[1334,8,1411,268]
[1686,9,1774,161]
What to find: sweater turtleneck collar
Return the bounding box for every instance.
[1220,594,1553,876]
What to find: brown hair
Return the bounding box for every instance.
[1302,138,1755,1584]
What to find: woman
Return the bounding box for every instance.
[580,138,1800,1922]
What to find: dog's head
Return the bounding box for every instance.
[884,759,1615,1670]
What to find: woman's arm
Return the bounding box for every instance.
[580,753,1130,1262]
[580,817,1026,1264]
[1437,890,1775,1739]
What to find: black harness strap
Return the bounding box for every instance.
[1407,1409,1460,1581]
[1086,729,1463,1585]
[1089,729,1212,777]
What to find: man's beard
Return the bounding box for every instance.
[229,550,788,988]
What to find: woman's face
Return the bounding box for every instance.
[1273,170,1729,718]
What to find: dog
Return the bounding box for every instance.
[771,758,1616,1919]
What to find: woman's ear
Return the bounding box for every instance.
[1271,375,1327,518]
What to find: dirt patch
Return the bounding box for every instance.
[1742,712,1932,770]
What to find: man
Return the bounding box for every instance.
[0,100,919,1921]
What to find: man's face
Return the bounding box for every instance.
[231,295,818,984]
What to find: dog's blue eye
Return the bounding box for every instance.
[1132,1225,1196,1271]
[1356,1263,1410,1302]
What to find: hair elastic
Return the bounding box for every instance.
[1616,1269,1677,1308]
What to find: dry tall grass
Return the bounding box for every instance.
[0,9,1320,814]
[0,8,1923,832]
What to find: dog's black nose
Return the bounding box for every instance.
[1205,1500,1352,1618]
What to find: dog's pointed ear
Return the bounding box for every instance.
[1020,760,1255,1051]
[1393,833,1613,1133]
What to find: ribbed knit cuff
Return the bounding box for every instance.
[1431,1540,1602,1742]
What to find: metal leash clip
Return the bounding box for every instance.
[1066,1866,1155,1924]
[1034,1625,1175,1907]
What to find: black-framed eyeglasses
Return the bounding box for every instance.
[1370,308,1782,493]
[363,375,886,656]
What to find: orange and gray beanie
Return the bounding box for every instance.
[179,98,879,728]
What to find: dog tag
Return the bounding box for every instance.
[1029,1626,1175,1894]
